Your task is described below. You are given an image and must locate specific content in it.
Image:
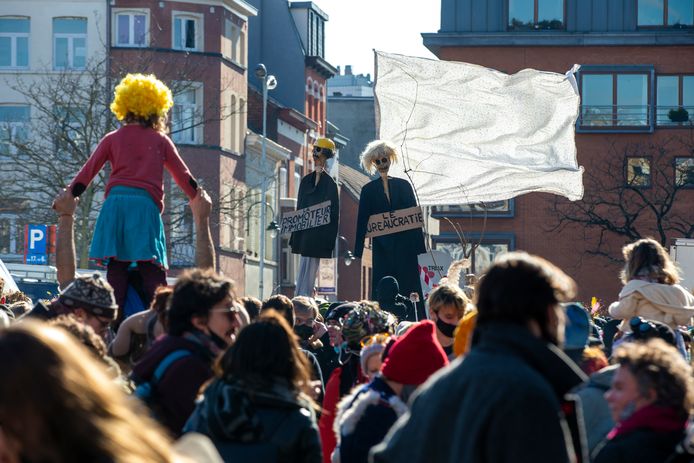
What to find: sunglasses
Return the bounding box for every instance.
[360,332,391,348]
[313,146,331,155]
[373,157,389,165]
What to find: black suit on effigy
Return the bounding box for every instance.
[354,176,425,313]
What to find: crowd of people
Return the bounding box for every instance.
[2,73,694,463]
[2,204,694,463]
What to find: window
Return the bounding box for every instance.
[237,97,245,151]
[433,200,514,218]
[433,234,514,275]
[626,157,651,187]
[508,0,564,30]
[171,85,202,144]
[0,105,30,156]
[0,214,22,256]
[53,18,86,70]
[580,72,651,129]
[223,19,245,65]
[0,17,29,69]
[54,106,86,155]
[656,75,694,125]
[173,13,202,51]
[638,0,693,27]
[294,166,301,198]
[675,157,694,187]
[114,11,147,47]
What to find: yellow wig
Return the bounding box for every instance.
[110,74,174,121]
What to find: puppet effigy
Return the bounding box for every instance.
[67,73,199,313]
[353,140,425,305]
[290,138,339,296]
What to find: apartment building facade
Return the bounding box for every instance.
[423,0,694,301]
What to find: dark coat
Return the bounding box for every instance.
[184,377,322,463]
[370,323,588,463]
[593,429,683,463]
[131,334,214,436]
[290,171,339,258]
[353,177,425,304]
[592,405,688,463]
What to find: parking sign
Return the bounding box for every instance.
[25,224,48,265]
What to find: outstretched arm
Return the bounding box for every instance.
[52,189,78,289]
[190,188,215,270]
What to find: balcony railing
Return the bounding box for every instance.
[655,105,694,126]
[579,105,651,128]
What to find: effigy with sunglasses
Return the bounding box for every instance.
[288,137,340,297]
[353,140,426,312]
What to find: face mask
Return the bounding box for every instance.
[294,325,314,341]
[436,317,457,338]
[400,384,418,404]
[207,326,230,350]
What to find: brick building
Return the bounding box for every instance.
[109,0,257,286]
[422,0,694,302]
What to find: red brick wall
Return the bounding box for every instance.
[338,188,372,301]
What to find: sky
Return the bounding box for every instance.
[320,0,441,79]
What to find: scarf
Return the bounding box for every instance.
[607,405,687,440]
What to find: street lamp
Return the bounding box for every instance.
[255,63,277,299]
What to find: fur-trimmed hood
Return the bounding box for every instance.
[332,376,408,463]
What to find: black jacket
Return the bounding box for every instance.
[593,429,685,463]
[290,171,339,258]
[354,177,425,303]
[184,377,322,463]
[371,323,587,463]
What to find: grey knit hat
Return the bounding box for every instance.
[58,273,118,319]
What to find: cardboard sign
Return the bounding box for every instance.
[281,201,332,235]
[366,206,424,238]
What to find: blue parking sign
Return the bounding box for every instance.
[25,224,47,265]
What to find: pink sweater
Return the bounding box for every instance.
[69,125,197,211]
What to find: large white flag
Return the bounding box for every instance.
[375,51,584,205]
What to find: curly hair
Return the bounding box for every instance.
[359,139,399,175]
[613,339,694,415]
[621,238,680,285]
[110,73,173,132]
[167,269,236,336]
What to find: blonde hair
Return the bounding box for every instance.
[359,139,399,175]
[621,238,680,285]
[0,321,173,463]
[428,284,471,318]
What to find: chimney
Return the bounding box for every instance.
[345,65,352,75]
[336,65,341,75]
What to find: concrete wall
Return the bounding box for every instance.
[327,97,376,171]
[247,0,306,112]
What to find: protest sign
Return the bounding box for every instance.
[366,206,424,238]
[280,201,332,235]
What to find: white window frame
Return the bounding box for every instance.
[53,18,87,70]
[113,9,149,47]
[171,82,203,145]
[172,11,203,52]
[0,105,30,156]
[0,17,29,69]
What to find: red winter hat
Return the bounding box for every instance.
[380,320,448,386]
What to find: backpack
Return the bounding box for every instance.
[134,349,191,414]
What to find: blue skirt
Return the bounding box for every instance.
[89,186,168,269]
